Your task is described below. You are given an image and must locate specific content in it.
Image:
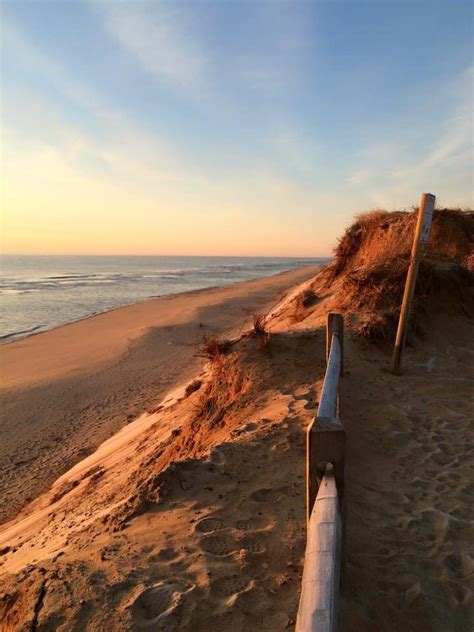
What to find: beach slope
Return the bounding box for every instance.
[0,266,320,524]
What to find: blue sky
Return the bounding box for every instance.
[1,0,473,255]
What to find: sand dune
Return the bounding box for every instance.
[0,328,326,630]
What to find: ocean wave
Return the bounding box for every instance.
[0,274,136,292]
[0,256,329,341]
[0,260,327,294]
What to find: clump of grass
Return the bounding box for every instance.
[252,312,270,348]
[194,390,220,423]
[198,336,232,362]
[192,354,246,428]
[354,209,390,224]
[357,310,400,344]
[323,208,473,285]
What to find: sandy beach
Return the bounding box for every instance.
[1,280,472,631]
[3,2,473,628]
[0,210,472,631]
[0,266,320,524]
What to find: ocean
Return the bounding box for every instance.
[0,255,328,342]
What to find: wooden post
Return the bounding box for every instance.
[392,193,435,375]
[307,419,345,524]
[326,313,343,375]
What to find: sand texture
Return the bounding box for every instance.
[340,315,474,630]
[1,210,473,630]
[0,266,320,525]
[0,329,324,630]
[1,306,472,630]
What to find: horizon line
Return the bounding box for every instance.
[0,252,332,259]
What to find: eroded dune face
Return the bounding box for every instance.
[1,209,472,631]
[0,331,326,630]
[271,208,474,342]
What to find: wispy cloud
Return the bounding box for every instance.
[392,66,473,178]
[92,0,314,100]
[343,65,473,208]
[2,15,320,216]
[1,20,97,119]
[2,16,333,254]
[92,0,208,91]
[424,67,473,169]
[270,127,322,176]
[1,16,197,188]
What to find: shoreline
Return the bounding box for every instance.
[0,264,321,347]
[0,264,321,524]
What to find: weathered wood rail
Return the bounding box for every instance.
[296,313,345,632]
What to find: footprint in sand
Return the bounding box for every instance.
[239,533,267,554]
[198,533,238,556]
[194,516,224,533]
[149,547,180,563]
[234,516,270,531]
[250,487,287,503]
[444,552,474,579]
[210,575,251,598]
[130,581,194,629]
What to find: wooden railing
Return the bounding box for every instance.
[296,313,345,632]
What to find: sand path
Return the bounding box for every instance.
[0,266,319,524]
[340,315,474,630]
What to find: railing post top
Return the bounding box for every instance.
[327,312,344,332]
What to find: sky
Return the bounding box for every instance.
[1,0,473,256]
